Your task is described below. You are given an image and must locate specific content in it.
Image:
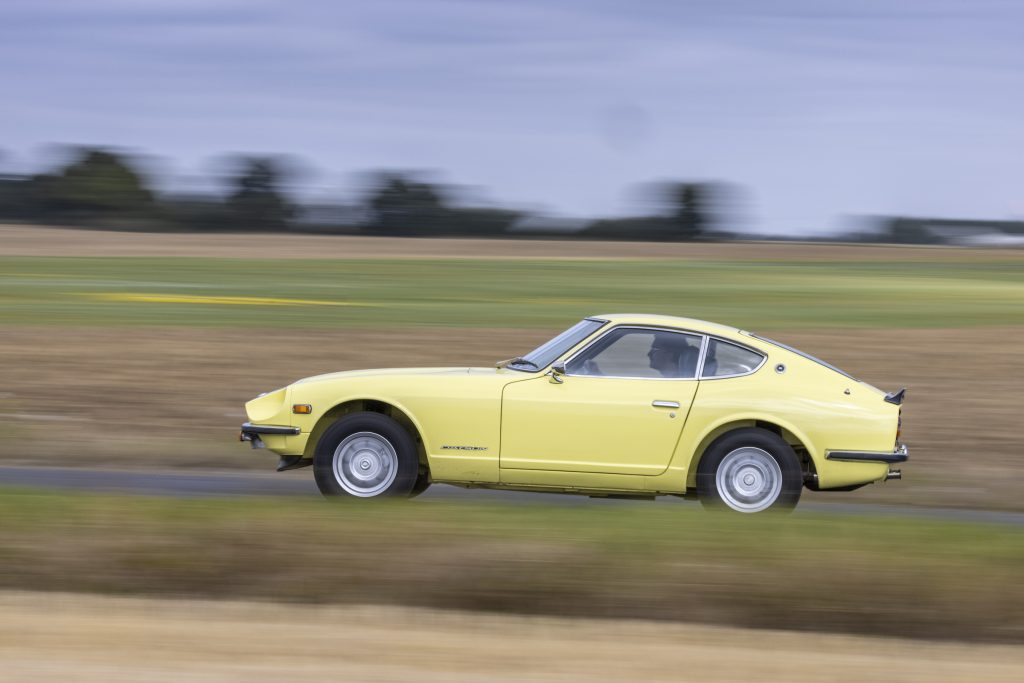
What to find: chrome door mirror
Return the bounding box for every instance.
[549,361,566,384]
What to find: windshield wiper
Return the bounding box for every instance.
[499,356,539,370]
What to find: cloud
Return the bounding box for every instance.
[1,0,1022,231]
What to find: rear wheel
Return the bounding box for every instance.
[409,470,432,498]
[313,412,419,498]
[697,428,802,513]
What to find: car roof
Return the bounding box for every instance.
[590,313,748,341]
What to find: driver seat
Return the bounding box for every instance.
[678,346,699,378]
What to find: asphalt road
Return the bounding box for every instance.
[3,465,1024,525]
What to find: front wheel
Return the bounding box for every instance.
[697,428,802,513]
[313,412,419,498]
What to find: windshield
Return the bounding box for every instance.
[508,318,606,372]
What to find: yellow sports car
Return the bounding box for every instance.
[240,314,907,513]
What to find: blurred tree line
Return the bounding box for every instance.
[4,147,1018,244]
[0,146,741,241]
[0,149,297,232]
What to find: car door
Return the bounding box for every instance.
[500,327,703,476]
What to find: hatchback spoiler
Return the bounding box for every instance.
[884,387,906,405]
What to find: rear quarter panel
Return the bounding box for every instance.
[647,348,898,492]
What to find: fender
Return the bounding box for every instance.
[294,393,432,460]
[650,410,820,491]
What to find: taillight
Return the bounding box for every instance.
[896,409,902,442]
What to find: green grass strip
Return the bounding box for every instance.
[1,256,1023,328]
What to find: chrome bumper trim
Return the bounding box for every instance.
[239,422,300,449]
[240,422,300,436]
[826,443,909,463]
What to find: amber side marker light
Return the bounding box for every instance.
[293,404,313,415]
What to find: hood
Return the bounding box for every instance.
[292,366,504,385]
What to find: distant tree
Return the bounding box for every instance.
[443,206,521,236]
[886,217,935,245]
[668,182,708,241]
[0,149,23,219]
[364,173,447,235]
[224,157,294,231]
[160,193,231,232]
[27,148,156,225]
[582,216,670,241]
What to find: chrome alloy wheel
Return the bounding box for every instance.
[332,431,399,497]
[715,446,783,513]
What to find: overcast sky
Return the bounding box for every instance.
[1,0,1022,233]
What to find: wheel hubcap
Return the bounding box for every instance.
[715,446,783,512]
[332,431,398,497]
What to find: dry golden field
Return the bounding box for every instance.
[0,223,1016,260]
[1,324,1019,509]
[2,224,1022,510]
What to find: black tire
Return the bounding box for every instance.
[313,412,419,499]
[408,470,432,499]
[697,428,802,513]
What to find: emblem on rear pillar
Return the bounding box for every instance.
[441,445,488,451]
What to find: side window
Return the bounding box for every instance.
[702,339,764,378]
[566,328,703,379]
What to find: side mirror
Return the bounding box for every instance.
[549,361,566,384]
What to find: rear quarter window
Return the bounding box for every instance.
[702,339,765,378]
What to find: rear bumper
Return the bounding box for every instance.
[239,422,300,449]
[826,443,909,464]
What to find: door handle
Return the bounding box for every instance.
[652,400,680,409]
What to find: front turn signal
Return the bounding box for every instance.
[292,404,313,415]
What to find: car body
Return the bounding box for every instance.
[240,314,907,512]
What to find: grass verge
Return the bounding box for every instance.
[2,488,1021,643]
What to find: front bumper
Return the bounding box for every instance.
[825,443,909,464]
[239,422,300,449]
